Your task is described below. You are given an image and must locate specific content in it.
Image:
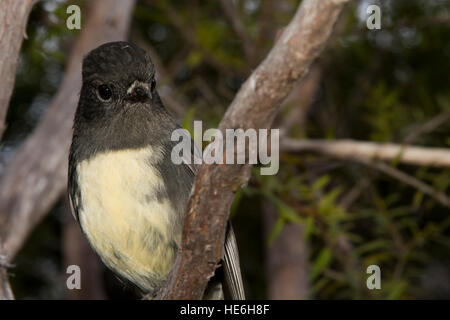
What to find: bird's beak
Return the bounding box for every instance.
[126,80,152,101]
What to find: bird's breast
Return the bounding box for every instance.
[75,146,179,291]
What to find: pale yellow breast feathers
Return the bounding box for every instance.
[76,147,178,289]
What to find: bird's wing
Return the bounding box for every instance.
[223,223,246,300]
[176,128,202,177]
[179,129,245,300]
[67,156,80,222]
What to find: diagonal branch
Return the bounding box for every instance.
[0,0,136,299]
[363,160,450,208]
[0,0,39,140]
[404,111,450,144]
[158,0,349,300]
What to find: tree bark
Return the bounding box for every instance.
[263,201,308,300]
[0,0,136,299]
[0,0,38,140]
[158,0,349,300]
[62,198,106,300]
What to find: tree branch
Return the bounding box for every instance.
[158,0,349,300]
[281,138,450,207]
[0,254,14,299]
[404,111,450,144]
[62,198,106,300]
[281,138,450,167]
[263,201,308,299]
[0,0,38,140]
[0,0,136,299]
[362,160,450,208]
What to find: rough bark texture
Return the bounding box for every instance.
[0,0,135,299]
[158,0,349,300]
[0,0,38,139]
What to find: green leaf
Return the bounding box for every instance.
[182,107,197,135]
[230,189,243,217]
[318,187,342,215]
[277,201,302,223]
[310,248,332,281]
[304,215,315,242]
[267,216,285,246]
[386,281,407,300]
[312,175,331,192]
[186,50,203,68]
[355,239,390,256]
[309,277,331,298]
[263,192,302,223]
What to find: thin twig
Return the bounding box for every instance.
[404,111,450,144]
[219,0,254,65]
[364,160,450,208]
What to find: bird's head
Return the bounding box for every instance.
[79,41,157,121]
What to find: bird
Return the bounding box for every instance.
[68,41,244,299]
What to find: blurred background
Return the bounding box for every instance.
[1,0,450,299]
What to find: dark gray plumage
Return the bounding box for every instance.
[68,41,244,299]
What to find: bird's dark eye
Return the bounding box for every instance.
[151,78,156,92]
[97,84,112,101]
